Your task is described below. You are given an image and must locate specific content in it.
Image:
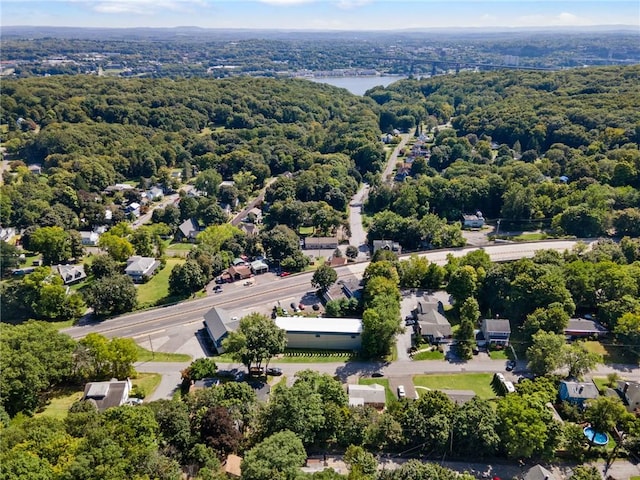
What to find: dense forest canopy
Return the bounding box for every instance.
[365,66,640,240]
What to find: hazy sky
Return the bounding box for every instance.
[2,0,639,30]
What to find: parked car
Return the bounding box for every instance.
[213,285,222,293]
[266,367,283,376]
[249,366,264,376]
[397,385,406,399]
[371,371,384,378]
[125,398,144,406]
[279,271,291,277]
[506,360,516,371]
[290,302,299,312]
[405,317,416,326]
[243,279,255,286]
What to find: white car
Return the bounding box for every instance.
[397,385,406,399]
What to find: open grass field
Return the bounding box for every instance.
[413,373,496,399]
[489,350,509,360]
[359,378,396,404]
[136,344,191,362]
[298,226,315,235]
[583,341,636,364]
[136,258,185,307]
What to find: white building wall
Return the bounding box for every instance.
[286,332,361,350]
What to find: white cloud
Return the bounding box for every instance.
[63,0,206,15]
[335,0,372,10]
[256,0,317,5]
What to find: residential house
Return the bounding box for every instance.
[372,239,401,255]
[559,380,599,407]
[462,212,484,229]
[220,265,253,282]
[82,378,132,412]
[175,218,201,242]
[250,259,269,275]
[223,454,242,478]
[481,319,511,346]
[239,223,259,236]
[105,183,134,193]
[188,378,220,394]
[146,186,164,201]
[523,464,557,480]
[275,316,362,350]
[203,307,239,354]
[79,231,100,246]
[304,236,339,250]
[414,296,452,344]
[125,202,141,217]
[125,256,160,282]
[0,227,16,242]
[326,256,348,267]
[564,318,608,339]
[347,384,386,409]
[616,380,640,414]
[56,264,87,285]
[28,163,42,175]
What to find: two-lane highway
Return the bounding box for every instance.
[63,240,595,348]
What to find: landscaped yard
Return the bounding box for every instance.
[413,373,496,399]
[36,386,84,419]
[489,349,509,360]
[273,349,356,363]
[359,378,396,405]
[298,226,314,235]
[136,258,185,307]
[412,349,444,360]
[132,373,162,399]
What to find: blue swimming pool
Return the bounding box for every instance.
[583,426,609,446]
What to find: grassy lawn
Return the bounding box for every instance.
[273,349,356,363]
[166,242,195,251]
[36,386,84,419]
[583,341,635,364]
[489,350,509,360]
[592,377,610,393]
[509,232,548,241]
[132,373,162,398]
[359,378,396,405]
[413,349,445,360]
[298,226,315,235]
[136,344,191,363]
[413,373,496,399]
[137,258,185,307]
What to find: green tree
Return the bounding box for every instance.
[0,240,20,278]
[0,321,76,416]
[570,465,601,480]
[446,265,477,305]
[222,313,287,371]
[343,445,377,480]
[363,261,399,286]
[86,253,122,279]
[345,245,359,260]
[168,260,207,297]
[30,226,71,265]
[452,397,500,458]
[496,393,561,459]
[527,331,567,376]
[241,430,306,480]
[584,396,631,450]
[311,264,338,292]
[194,169,222,197]
[182,358,218,384]
[98,233,134,262]
[85,274,138,316]
[455,298,478,360]
[564,341,600,379]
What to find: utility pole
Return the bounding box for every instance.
[148,334,154,360]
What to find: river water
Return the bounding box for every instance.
[306,75,407,96]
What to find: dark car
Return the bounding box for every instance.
[506,360,516,371]
[371,371,384,378]
[213,285,222,293]
[405,317,416,326]
[266,367,283,376]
